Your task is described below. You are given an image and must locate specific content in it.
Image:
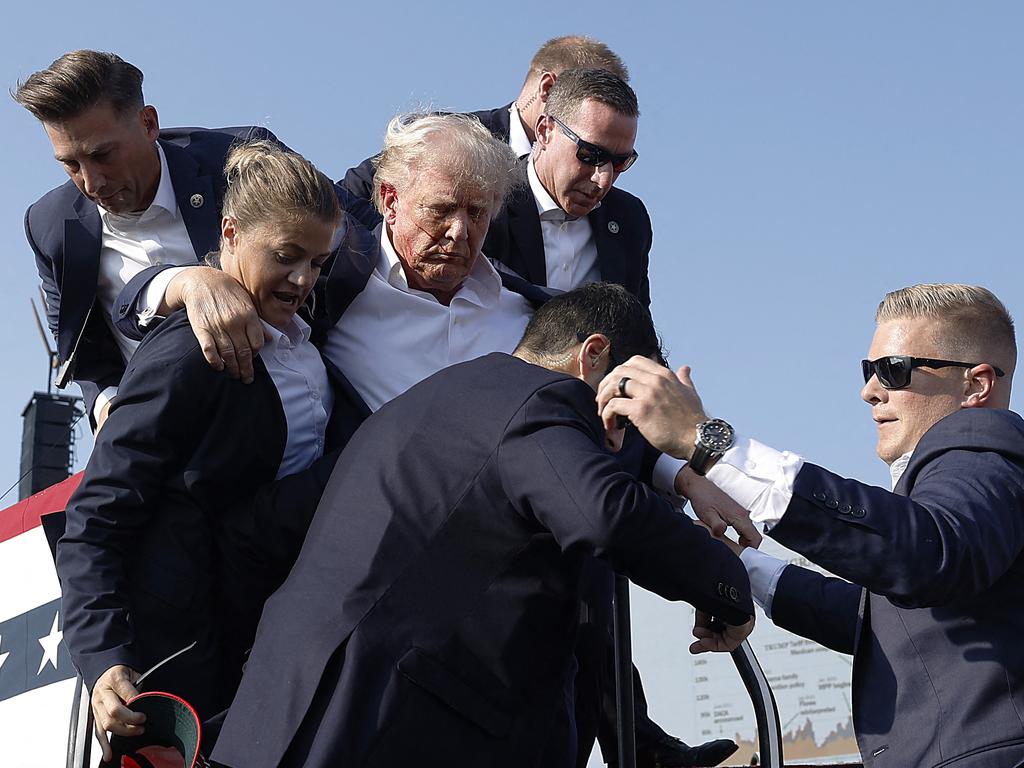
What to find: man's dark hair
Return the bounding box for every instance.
[545,67,639,124]
[13,50,144,122]
[515,283,664,369]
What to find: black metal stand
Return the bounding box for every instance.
[613,575,636,768]
[66,674,92,768]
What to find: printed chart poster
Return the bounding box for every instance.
[630,536,861,766]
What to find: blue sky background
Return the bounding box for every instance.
[0,2,1020,758]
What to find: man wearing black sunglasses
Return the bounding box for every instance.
[483,67,652,311]
[599,283,1024,768]
[339,35,630,225]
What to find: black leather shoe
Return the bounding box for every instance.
[636,735,739,767]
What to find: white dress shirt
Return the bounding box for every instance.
[527,156,601,293]
[93,143,198,420]
[258,315,334,479]
[322,228,534,412]
[508,103,533,158]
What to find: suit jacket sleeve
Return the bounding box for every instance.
[769,564,862,654]
[25,204,61,339]
[770,449,1024,608]
[56,327,230,688]
[498,379,753,625]
[25,204,123,420]
[111,263,183,340]
[337,155,384,230]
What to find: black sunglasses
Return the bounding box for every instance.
[861,355,1005,390]
[548,115,638,172]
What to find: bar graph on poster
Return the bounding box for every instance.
[630,537,862,766]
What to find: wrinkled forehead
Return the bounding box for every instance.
[406,164,496,210]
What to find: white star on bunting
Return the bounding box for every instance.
[37,612,63,675]
[0,634,8,673]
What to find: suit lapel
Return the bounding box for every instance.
[161,139,220,260]
[317,217,380,333]
[505,162,548,285]
[58,197,103,363]
[588,203,628,286]
[499,270,557,308]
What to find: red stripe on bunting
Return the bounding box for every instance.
[0,473,83,545]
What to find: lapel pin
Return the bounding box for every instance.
[190,194,204,208]
[607,221,620,234]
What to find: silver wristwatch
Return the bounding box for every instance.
[689,418,735,476]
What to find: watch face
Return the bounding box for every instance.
[697,419,735,451]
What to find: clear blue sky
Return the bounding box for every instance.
[0,2,1021,754]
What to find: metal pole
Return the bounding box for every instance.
[612,574,636,768]
[730,640,784,768]
[66,674,92,768]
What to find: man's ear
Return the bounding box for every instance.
[221,216,238,251]
[535,113,555,148]
[537,71,557,104]
[578,333,611,382]
[962,364,999,408]
[380,183,399,225]
[140,105,160,141]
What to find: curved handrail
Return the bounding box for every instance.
[731,639,784,767]
[612,580,784,768]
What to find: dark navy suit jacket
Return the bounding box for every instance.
[212,353,752,768]
[55,312,366,720]
[767,408,1024,768]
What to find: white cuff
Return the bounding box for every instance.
[740,547,788,619]
[93,386,118,424]
[706,435,804,529]
[138,266,192,327]
[652,453,687,496]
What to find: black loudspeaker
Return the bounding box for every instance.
[19,392,82,500]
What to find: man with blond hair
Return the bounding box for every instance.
[598,284,1024,768]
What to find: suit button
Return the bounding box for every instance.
[839,503,852,515]
[826,498,839,509]
[728,586,740,602]
[717,582,725,596]
[852,508,867,518]
[813,491,827,502]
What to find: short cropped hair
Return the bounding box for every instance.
[515,283,664,369]
[525,36,629,86]
[544,68,640,125]
[14,50,144,122]
[876,283,1017,372]
[222,139,340,235]
[372,112,517,218]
